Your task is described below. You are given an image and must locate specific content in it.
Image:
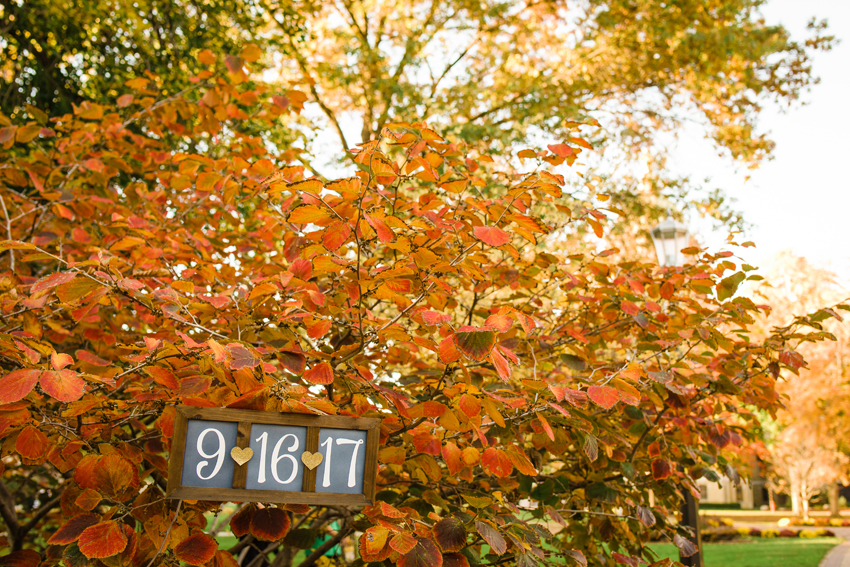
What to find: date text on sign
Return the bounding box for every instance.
[165,407,380,505]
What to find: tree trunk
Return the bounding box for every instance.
[768,487,776,512]
[802,496,810,521]
[829,482,841,518]
[791,483,801,515]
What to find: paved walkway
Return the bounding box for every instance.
[819,541,850,567]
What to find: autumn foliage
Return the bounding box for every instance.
[0,46,835,567]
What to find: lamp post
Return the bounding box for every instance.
[650,215,689,267]
[650,214,701,565]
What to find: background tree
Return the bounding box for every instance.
[0,0,834,244]
[754,252,850,517]
[0,46,837,567]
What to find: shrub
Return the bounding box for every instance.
[779,529,799,538]
[749,528,762,537]
[701,527,739,542]
[799,530,819,539]
[762,529,779,538]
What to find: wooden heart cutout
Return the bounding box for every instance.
[301,451,323,470]
[230,446,253,466]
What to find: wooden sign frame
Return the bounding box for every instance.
[166,406,381,506]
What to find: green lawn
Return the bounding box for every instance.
[649,538,839,567]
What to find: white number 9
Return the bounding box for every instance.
[196,428,225,480]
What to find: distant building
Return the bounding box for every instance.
[696,461,768,509]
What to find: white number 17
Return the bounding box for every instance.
[320,437,364,488]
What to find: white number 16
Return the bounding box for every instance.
[320,437,364,488]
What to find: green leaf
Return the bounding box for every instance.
[452,326,497,361]
[716,271,745,301]
[586,482,618,503]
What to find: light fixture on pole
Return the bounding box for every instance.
[650,215,689,267]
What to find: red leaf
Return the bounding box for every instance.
[366,214,395,243]
[303,362,333,385]
[174,533,218,565]
[40,369,85,402]
[145,367,179,390]
[441,442,464,475]
[443,554,471,567]
[547,143,575,158]
[279,350,306,374]
[76,350,110,367]
[250,507,290,541]
[227,344,261,370]
[481,447,512,478]
[587,385,619,410]
[458,394,480,418]
[230,504,256,537]
[16,425,48,460]
[613,552,638,566]
[489,348,511,382]
[452,326,497,361]
[0,369,40,403]
[420,311,451,325]
[47,513,99,545]
[322,221,351,251]
[475,521,506,555]
[484,312,512,333]
[438,337,461,363]
[537,413,555,442]
[77,521,128,559]
[651,459,672,480]
[31,271,76,294]
[473,226,510,247]
[50,352,74,370]
[399,538,443,567]
[390,533,418,555]
[75,488,102,511]
[307,319,332,339]
[433,517,466,552]
[620,300,640,316]
[0,551,41,567]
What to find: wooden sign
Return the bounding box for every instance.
[166,406,381,506]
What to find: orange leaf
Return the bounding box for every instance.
[0,369,41,403]
[16,425,47,460]
[175,533,218,565]
[304,362,333,385]
[77,521,128,559]
[366,214,396,243]
[652,459,672,480]
[40,369,85,402]
[473,226,510,247]
[250,507,291,541]
[47,513,100,545]
[481,447,512,478]
[441,442,464,475]
[587,385,619,410]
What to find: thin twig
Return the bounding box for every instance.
[145,500,183,567]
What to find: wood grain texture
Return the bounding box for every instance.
[168,486,371,506]
[165,408,189,497]
[166,406,381,506]
[177,406,380,429]
[302,426,319,492]
[362,424,380,504]
[231,421,252,489]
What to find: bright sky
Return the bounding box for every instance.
[669,0,850,280]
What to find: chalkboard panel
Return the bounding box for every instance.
[315,429,367,494]
[166,406,380,506]
[245,424,307,491]
[181,420,238,489]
